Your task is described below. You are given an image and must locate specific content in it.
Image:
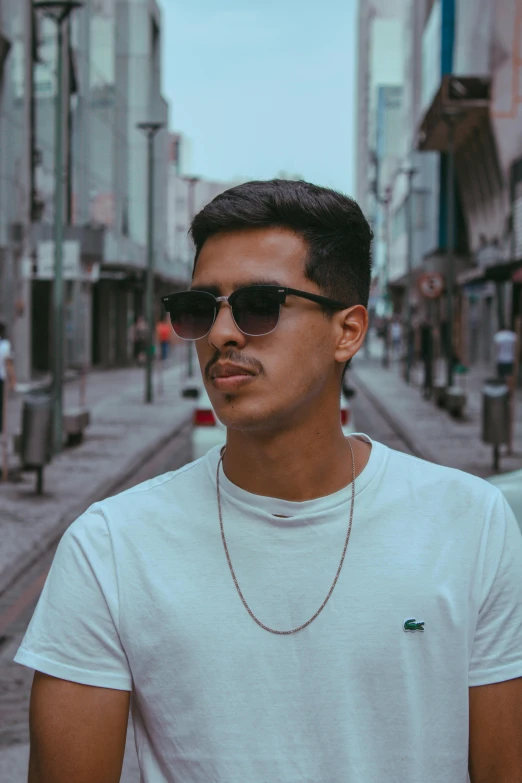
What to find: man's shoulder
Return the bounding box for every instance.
[111,455,207,502]
[62,455,212,553]
[97,454,211,528]
[382,443,501,508]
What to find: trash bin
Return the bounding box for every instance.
[21,393,52,492]
[445,386,467,418]
[482,379,510,445]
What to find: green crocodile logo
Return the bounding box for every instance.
[404,618,425,632]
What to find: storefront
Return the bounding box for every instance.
[91,267,145,368]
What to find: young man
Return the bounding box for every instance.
[15,181,522,782]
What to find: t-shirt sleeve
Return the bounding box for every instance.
[469,489,522,686]
[13,504,132,690]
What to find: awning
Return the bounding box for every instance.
[456,267,485,285]
[457,259,522,285]
[417,75,491,152]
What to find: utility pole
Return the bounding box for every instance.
[137,122,165,404]
[445,114,458,389]
[404,166,417,385]
[381,186,392,368]
[34,1,83,454]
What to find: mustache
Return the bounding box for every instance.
[205,350,263,380]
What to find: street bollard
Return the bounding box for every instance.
[1,377,8,482]
[482,379,510,472]
[21,392,53,494]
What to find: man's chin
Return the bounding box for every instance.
[212,400,273,432]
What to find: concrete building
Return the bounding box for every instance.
[355,0,407,224]
[0,0,33,381]
[357,0,522,382]
[166,131,243,283]
[356,1,444,326]
[0,0,184,381]
[417,0,522,372]
[355,0,436,333]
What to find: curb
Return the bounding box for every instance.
[0,410,192,599]
[351,367,440,465]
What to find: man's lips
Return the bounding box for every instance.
[210,363,256,379]
[209,363,258,391]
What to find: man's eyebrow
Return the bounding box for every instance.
[190,278,283,294]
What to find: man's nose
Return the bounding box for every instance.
[207,302,246,349]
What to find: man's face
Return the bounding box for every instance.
[191,226,356,432]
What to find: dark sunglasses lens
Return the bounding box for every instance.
[233,288,280,336]
[168,293,215,339]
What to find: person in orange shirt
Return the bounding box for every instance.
[156,316,172,362]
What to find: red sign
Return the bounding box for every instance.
[418,272,445,299]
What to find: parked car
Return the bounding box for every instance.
[341,383,356,436]
[487,468,522,532]
[182,384,357,462]
[182,384,226,461]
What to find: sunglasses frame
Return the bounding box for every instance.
[161,285,350,340]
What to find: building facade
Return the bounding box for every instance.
[0,0,185,381]
[417,0,522,372]
[166,131,243,284]
[357,0,522,380]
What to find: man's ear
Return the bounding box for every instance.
[334,305,368,365]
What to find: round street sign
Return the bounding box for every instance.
[418,272,445,299]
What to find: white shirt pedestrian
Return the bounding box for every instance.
[0,336,12,381]
[494,329,517,365]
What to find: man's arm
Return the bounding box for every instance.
[28,671,131,783]
[468,677,522,782]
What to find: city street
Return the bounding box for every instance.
[0,370,416,782]
[1,0,521,779]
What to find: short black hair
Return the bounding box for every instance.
[190,179,373,308]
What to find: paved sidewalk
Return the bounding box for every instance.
[352,339,522,478]
[0,353,194,596]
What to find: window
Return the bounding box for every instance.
[414,190,429,231]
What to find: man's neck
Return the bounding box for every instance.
[221,426,371,502]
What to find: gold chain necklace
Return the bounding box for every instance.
[216,439,356,635]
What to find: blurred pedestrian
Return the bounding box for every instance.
[0,321,16,435]
[14,180,522,782]
[156,316,172,363]
[390,317,402,360]
[131,315,148,366]
[493,326,517,381]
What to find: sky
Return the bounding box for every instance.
[160,0,358,195]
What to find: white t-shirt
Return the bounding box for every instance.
[390,322,402,340]
[494,330,517,363]
[0,338,12,381]
[14,435,522,783]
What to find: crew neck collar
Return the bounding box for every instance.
[204,434,386,526]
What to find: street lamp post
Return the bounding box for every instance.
[444,114,458,389]
[137,122,165,404]
[34,1,83,454]
[403,166,417,385]
[381,186,392,368]
[184,176,200,378]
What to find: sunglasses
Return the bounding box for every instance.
[161,285,349,340]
